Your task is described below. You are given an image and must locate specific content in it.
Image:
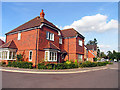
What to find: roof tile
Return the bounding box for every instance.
[0,40,17,49]
[6,16,59,35]
[61,28,84,39]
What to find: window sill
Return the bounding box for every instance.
[0,59,16,60]
[47,60,57,62]
[46,39,54,41]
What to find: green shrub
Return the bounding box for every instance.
[63,62,76,69]
[0,61,6,66]
[93,58,97,62]
[11,61,18,67]
[65,60,71,64]
[79,61,102,67]
[108,62,113,64]
[104,61,109,64]
[79,61,91,67]
[46,63,53,69]
[90,62,97,67]
[17,54,23,61]
[97,62,103,66]
[74,59,78,68]
[97,62,107,66]
[7,61,33,69]
[38,63,46,69]
[8,61,12,67]
[56,63,65,69]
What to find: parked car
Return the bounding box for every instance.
[114,59,117,62]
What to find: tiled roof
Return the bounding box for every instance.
[6,16,60,35]
[0,40,17,49]
[60,49,67,53]
[86,44,97,50]
[44,42,60,50]
[0,39,5,46]
[61,28,84,39]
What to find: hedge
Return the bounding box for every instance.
[6,61,113,69]
[79,61,110,68]
[8,61,33,69]
[38,62,77,70]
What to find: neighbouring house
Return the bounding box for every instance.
[0,10,85,66]
[84,44,97,62]
[0,39,5,46]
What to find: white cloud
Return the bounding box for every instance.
[98,44,111,48]
[63,14,118,33]
[98,44,111,53]
[98,44,118,54]
[0,36,5,42]
[56,25,63,30]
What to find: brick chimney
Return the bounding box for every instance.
[40,9,45,18]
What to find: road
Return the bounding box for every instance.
[2,62,118,88]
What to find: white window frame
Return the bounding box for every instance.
[59,38,62,44]
[18,32,21,40]
[79,40,82,46]
[78,54,83,62]
[46,31,54,41]
[0,48,16,60]
[45,51,49,61]
[45,51,57,62]
[46,32,49,40]
[29,50,32,61]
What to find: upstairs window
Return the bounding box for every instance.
[46,31,54,41]
[79,40,82,46]
[18,32,21,40]
[59,38,62,44]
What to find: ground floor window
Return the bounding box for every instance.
[29,50,32,61]
[0,50,16,60]
[78,54,83,62]
[45,51,57,62]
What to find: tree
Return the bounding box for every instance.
[97,49,100,57]
[116,52,120,60]
[93,38,98,45]
[87,38,98,45]
[107,51,113,60]
[107,50,120,61]
[100,52,106,58]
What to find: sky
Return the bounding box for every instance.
[1,2,118,54]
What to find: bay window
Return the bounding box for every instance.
[0,49,16,60]
[45,51,57,62]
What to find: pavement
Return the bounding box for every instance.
[0,63,116,74]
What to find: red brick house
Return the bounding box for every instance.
[84,45,97,62]
[0,10,85,66]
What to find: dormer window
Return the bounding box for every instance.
[18,32,21,40]
[46,31,54,41]
[59,38,62,44]
[79,40,82,46]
